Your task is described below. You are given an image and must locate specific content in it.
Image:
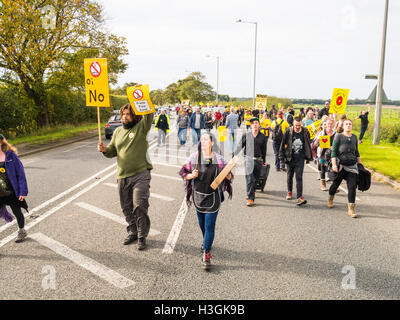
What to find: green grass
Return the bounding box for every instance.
[9,122,105,145]
[358,140,400,182]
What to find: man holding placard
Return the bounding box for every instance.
[98,99,155,251]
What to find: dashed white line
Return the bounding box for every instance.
[162,198,188,254]
[74,202,161,236]
[30,233,135,289]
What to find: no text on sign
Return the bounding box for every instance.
[329,88,349,114]
[84,58,110,107]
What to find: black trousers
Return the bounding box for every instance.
[0,195,25,228]
[329,169,358,203]
[287,160,305,198]
[245,158,262,201]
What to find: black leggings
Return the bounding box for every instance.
[0,196,25,229]
[329,170,357,203]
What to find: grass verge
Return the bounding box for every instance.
[358,140,400,182]
[9,122,105,145]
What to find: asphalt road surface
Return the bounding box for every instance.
[1,115,400,300]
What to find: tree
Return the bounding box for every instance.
[176,72,215,103]
[163,82,179,104]
[0,0,128,127]
[150,89,165,106]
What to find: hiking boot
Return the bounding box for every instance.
[320,179,328,191]
[327,195,334,208]
[123,233,138,245]
[246,199,255,207]
[202,251,212,270]
[137,237,147,250]
[286,192,292,200]
[348,203,357,218]
[15,228,27,243]
[296,197,307,206]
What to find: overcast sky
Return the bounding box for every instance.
[101,0,400,100]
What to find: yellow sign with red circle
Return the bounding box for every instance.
[329,88,349,114]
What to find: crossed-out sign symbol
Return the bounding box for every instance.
[133,89,143,100]
[90,61,101,78]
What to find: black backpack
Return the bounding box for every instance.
[357,163,371,192]
[271,119,283,141]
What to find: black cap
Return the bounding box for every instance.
[249,117,260,123]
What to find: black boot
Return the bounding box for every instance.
[123,233,138,245]
[137,237,147,251]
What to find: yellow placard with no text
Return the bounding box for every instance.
[127,85,156,115]
[329,88,349,114]
[319,135,330,148]
[218,126,228,142]
[84,58,110,107]
[306,120,322,140]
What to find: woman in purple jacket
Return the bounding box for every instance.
[0,133,29,242]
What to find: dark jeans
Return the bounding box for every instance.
[273,140,283,170]
[359,126,368,141]
[118,170,151,238]
[196,210,219,252]
[329,169,358,203]
[320,164,327,180]
[0,194,25,229]
[245,158,262,200]
[287,160,305,198]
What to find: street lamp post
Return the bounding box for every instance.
[373,0,389,145]
[206,55,219,105]
[236,19,258,110]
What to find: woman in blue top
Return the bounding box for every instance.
[0,133,29,242]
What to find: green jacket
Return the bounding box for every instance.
[103,113,154,179]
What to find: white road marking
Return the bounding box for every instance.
[0,169,117,248]
[62,142,95,153]
[30,233,135,289]
[103,183,175,202]
[74,202,161,236]
[306,164,360,201]
[0,163,117,235]
[162,198,188,254]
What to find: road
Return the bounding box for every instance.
[1,115,400,300]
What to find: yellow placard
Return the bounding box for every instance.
[84,58,110,107]
[306,120,322,140]
[319,135,330,148]
[255,94,268,110]
[181,99,190,106]
[329,88,350,114]
[218,126,228,142]
[126,85,156,115]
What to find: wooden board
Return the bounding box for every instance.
[210,156,239,190]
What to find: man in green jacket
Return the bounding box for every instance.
[98,103,154,250]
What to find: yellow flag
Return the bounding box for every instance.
[306,120,322,140]
[218,126,228,142]
[319,135,330,148]
[329,88,350,114]
[127,85,156,115]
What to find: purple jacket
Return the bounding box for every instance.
[4,151,28,197]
